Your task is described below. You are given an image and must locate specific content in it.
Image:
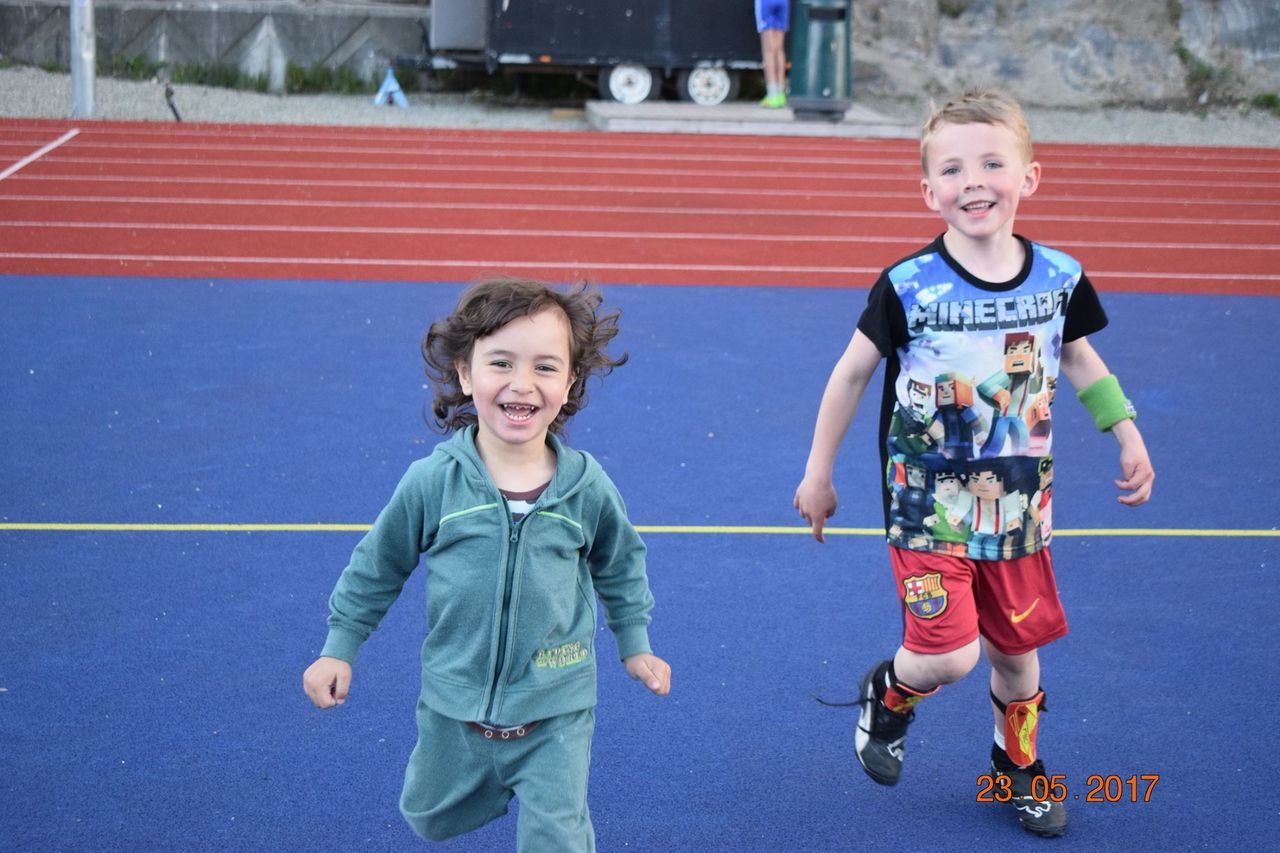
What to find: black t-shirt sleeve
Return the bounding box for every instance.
[857,272,908,356]
[1063,272,1108,342]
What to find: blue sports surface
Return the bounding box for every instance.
[2,276,1278,850]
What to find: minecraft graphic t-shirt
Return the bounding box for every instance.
[857,235,1108,560]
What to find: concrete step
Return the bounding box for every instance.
[586,100,916,138]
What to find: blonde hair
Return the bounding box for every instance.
[920,89,1033,172]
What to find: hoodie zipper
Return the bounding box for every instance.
[483,505,524,723]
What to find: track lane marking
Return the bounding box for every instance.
[4,219,1277,253]
[0,129,79,181]
[1,124,1275,164]
[1,252,1276,285]
[5,130,1274,169]
[11,173,1280,208]
[0,252,883,275]
[3,193,1277,228]
[19,152,1280,189]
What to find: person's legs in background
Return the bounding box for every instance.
[756,0,789,107]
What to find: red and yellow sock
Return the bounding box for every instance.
[882,663,938,714]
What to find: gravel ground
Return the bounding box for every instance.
[2,64,1279,147]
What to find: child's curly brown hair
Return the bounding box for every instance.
[422,278,628,435]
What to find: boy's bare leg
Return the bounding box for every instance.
[854,640,976,786]
[893,638,981,689]
[982,639,1067,836]
[984,639,1039,717]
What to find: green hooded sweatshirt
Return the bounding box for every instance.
[320,426,654,726]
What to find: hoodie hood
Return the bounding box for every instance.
[436,425,599,507]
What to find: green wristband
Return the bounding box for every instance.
[1076,374,1136,431]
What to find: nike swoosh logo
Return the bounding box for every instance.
[1010,598,1041,623]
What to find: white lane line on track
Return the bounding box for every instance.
[4,219,1278,253]
[3,138,1278,177]
[18,153,1280,190]
[0,252,879,274]
[10,172,1280,208]
[2,122,1276,163]
[3,193,1277,228]
[1,251,1277,283]
[0,129,79,181]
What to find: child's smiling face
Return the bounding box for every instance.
[920,121,1040,246]
[457,307,576,454]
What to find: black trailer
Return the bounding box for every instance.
[427,0,763,105]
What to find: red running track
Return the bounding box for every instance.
[1,119,1277,294]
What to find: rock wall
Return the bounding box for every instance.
[849,0,1280,106]
[1,0,1277,107]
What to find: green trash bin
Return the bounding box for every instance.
[788,0,853,120]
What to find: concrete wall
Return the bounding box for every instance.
[0,0,429,92]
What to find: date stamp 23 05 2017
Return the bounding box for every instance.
[976,774,1160,804]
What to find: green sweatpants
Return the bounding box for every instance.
[400,702,596,852]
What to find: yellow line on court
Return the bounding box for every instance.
[0,523,370,532]
[1051,528,1278,537]
[0,523,1275,537]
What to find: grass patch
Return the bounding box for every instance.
[1174,41,1237,105]
[1251,92,1280,116]
[169,62,269,92]
[64,55,407,95]
[285,62,375,95]
[99,53,165,80]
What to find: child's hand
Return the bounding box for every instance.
[624,653,671,696]
[303,656,352,709]
[794,477,838,542]
[1112,421,1154,506]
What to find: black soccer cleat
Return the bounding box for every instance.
[854,660,914,786]
[991,744,1069,837]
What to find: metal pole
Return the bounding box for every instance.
[70,0,96,118]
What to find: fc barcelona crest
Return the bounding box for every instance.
[903,572,947,619]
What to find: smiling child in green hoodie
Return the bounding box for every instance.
[303,278,671,852]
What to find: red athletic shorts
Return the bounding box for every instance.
[888,545,1068,656]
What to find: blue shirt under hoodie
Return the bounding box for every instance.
[320,426,654,727]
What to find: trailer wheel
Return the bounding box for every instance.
[676,67,739,106]
[598,63,658,104]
